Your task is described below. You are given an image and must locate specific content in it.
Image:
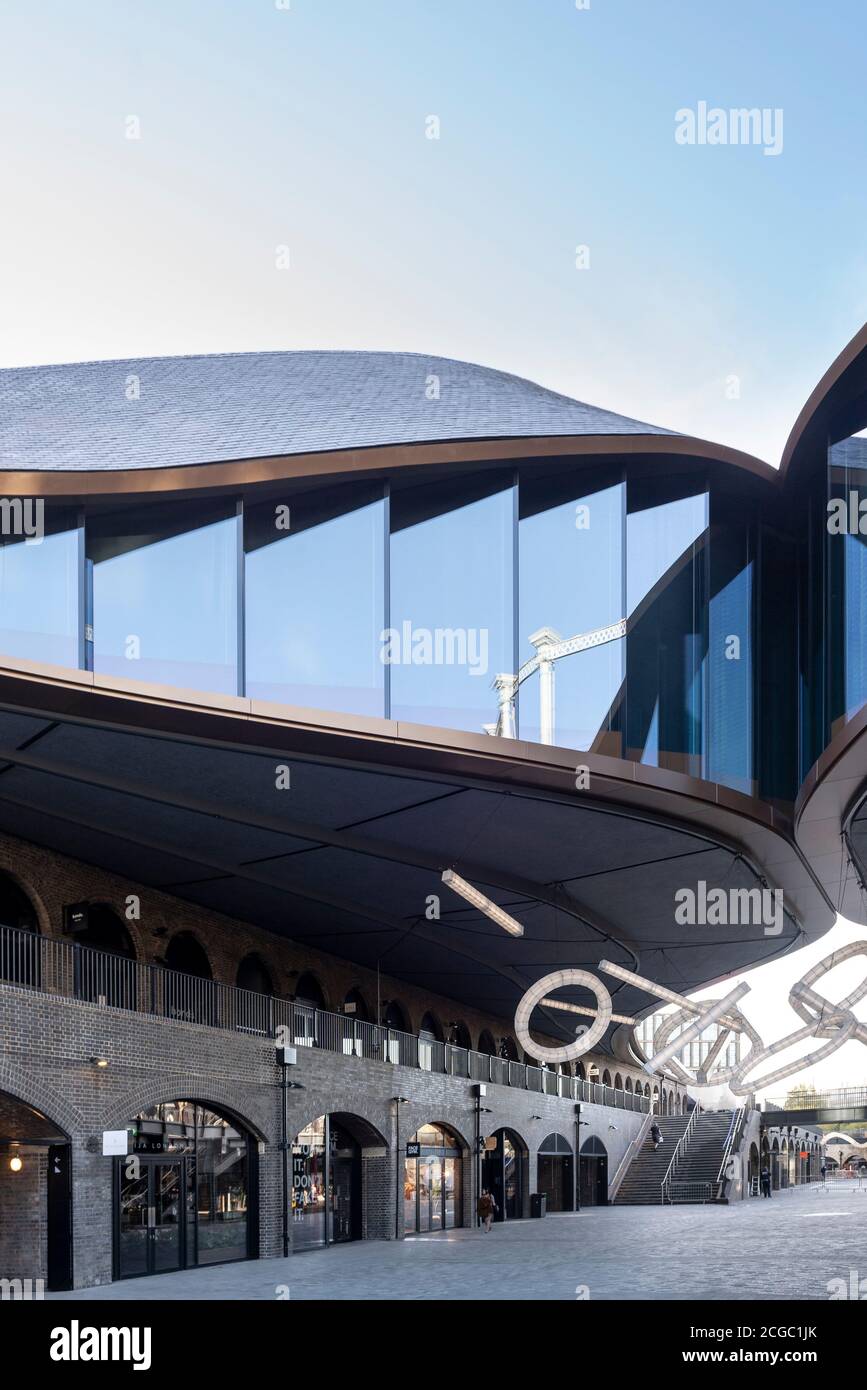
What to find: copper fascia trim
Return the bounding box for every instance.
[0,431,777,502]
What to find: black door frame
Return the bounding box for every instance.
[46,1142,73,1290]
[114,1155,187,1280]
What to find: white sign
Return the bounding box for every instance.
[102,1130,130,1156]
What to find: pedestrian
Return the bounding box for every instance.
[650,1121,662,1151]
[760,1165,772,1197]
[477,1188,497,1232]
[820,1163,827,1181]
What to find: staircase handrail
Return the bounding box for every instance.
[715,1106,746,1198]
[661,1102,701,1204]
[609,1111,654,1202]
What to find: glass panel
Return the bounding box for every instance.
[245,485,385,717]
[153,1162,182,1272]
[89,500,238,694]
[758,525,797,810]
[389,475,514,733]
[429,1158,443,1230]
[828,435,867,734]
[292,1116,326,1251]
[626,480,708,775]
[706,497,754,794]
[418,1158,431,1232]
[118,1169,149,1278]
[196,1135,248,1265]
[404,1158,418,1234]
[0,510,80,668]
[519,475,624,752]
[443,1156,457,1228]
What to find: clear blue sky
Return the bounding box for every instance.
[2,0,866,463]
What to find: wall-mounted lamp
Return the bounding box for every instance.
[89,1056,109,1069]
[392,1096,410,1105]
[9,1154,23,1173]
[530,1114,543,1121]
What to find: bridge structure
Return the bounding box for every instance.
[761,1087,867,1129]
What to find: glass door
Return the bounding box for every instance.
[429,1158,443,1230]
[117,1159,184,1278]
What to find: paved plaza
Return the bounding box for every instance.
[49,1185,867,1301]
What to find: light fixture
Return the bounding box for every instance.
[530,1114,543,1121]
[9,1154,22,1173]
[441,869,524,938]
[90,1056,109,1068]
[540,996,636,1026]
[392,1096,409,1105]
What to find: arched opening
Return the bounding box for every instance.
[602,1069,612,1087]
[625,1077,633,1094]
[577,1061,586,1080]
[498,1036,520,1063]
[403,1122,466,1234]
[447,1020,472,1050]
[236,953,273,996]
[614,1072,623,1091]
[482,1127,527,1221]
[537,1133,574,1212]
[291,1112,387,1251]
[294,972,326,1008]
[0,1088,71,1290]
[71,904,136,1009]
[162,932,213,1024]
[418,1012,443,1071]
[771,1137,780,1189]
[0,872,40,987]
[343,987,369,1022]
[580,1135,608,1207]
[477,1029,496,1056]
[381,998,407,1032]
[117,1100,255,1279]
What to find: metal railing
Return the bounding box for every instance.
[0,923,652,1110]
[661,1103,701,1204]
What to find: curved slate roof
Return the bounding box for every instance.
[0,350,673,472]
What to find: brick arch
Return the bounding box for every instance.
[0,1059,83,1139]
[101,1082,272,1144]
[406,1117,471,1151]
[75,898,145,964]
[290,1104,389,1151]
[0,854,52,937]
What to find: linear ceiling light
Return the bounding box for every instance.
[540,996,636,1027]
[441,869,524,938]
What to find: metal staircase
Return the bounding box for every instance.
[614,1110,734,1205]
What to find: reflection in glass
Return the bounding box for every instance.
[389,476,514,732]
[519,476,624,752]
[828,435,867,734]
[0,508,80,668]
[403,1124,462,1234]
[89,501,238,694]
[626,481,708,775]
[245,485,385,717]
[706,498,754,794]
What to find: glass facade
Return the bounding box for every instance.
[389,475,514,732]
[0,460,818,808]
[403,1123,462,1233]
[245,484,386,717]
[291,1114,361,1250]
[0,507,80,669]
[117,1101,251,1278]
[88,500,239,694]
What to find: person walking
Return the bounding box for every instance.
[760,1165,772,1197]
[650,1121,662,1151]
[477,1188,497,1232]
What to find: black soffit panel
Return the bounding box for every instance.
[0,709,804,1032]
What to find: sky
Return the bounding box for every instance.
[2,0,867,1095]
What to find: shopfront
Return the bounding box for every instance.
[115,1101,254,1279]
[291,1114,362,1251]
[482,1128,527,1221]
[537,1133,574,1212]
[403,1123,463,1233]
